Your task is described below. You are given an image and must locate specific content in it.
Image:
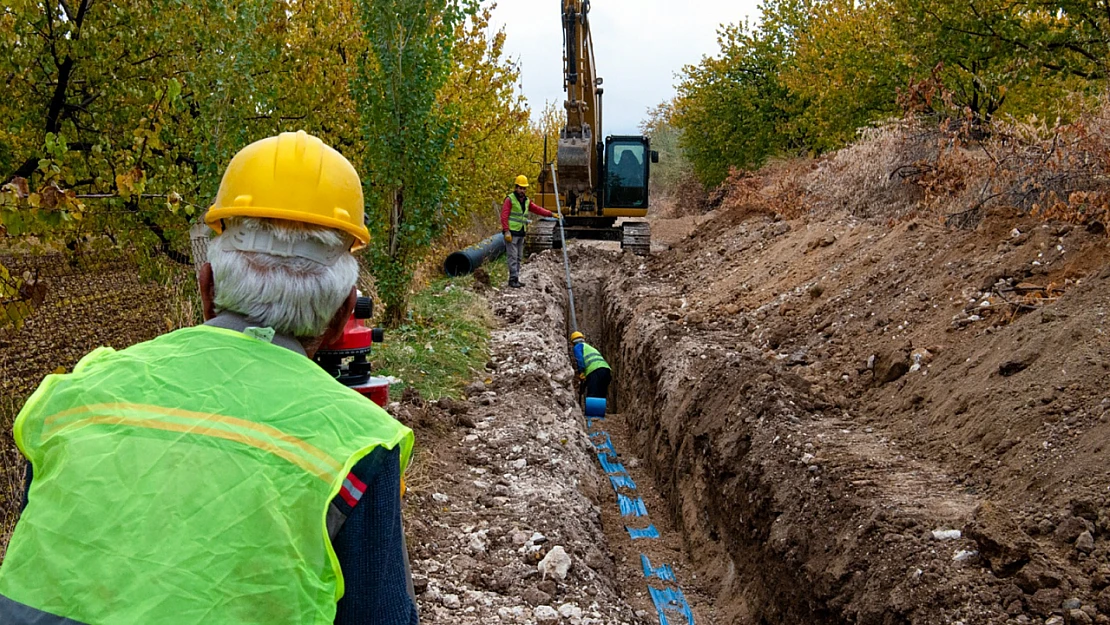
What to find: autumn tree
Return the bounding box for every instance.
[439,4,535,235]
[673,0,811,187]
[353,0,478,325]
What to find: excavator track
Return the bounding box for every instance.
[526,220,557,256]
[620,222,651,256]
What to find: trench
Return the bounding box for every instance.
[549,248,987,625]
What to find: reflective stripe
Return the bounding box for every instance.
[44,413,337,484]
[339,473,366,507]
[0,593,88,625]
[42,402,342,475]
[508,195,529,232]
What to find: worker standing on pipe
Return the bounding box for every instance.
[571,331,612,401]
[0,132,418,625]
[501,174,558,288]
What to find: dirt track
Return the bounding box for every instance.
[408,204,1110,624]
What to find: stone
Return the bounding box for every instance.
[1077,531,1096,554]
[1098,587,1110,614]
[533,605,560,624]
[1056,517,1093,544]
[1016,562,1065,593]
[537,579,557,596]
[999,350,1041,377]
[1064,598,1083,610]
[441,593,461,610]
[412,574,429,595]
[1044,616,1064,625]
[1028,588,1065,616]
[538,545,572,580]
[522,587,552,606]
[873,349,911,385]
[559,603,584,619]
[1071,611,1096,625]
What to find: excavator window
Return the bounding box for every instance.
[604,139,649,208]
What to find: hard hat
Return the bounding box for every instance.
[569,331,584,343]
[205,131,370,250]
[514,175,530,188]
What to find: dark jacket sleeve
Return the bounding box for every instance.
[333,446,419,625]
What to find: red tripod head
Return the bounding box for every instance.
[313,296,390,406]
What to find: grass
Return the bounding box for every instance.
[372,256,506,400]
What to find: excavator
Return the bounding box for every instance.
[528,0,658,256]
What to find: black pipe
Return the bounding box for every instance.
[444,233,506,277]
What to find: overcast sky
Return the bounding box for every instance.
[491,0,762,136]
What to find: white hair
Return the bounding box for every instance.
[206,217,359,338]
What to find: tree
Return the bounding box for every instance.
[352,0,477,325]
[439,4,535,236]
[639,101,693,196]
[673,0,812,187]
[784,0,910,150]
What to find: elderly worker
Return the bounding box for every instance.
[0,131,418,625]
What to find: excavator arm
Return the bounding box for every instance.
[557,0,601,200]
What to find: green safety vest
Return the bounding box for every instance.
[507,193,530,233]
[582,343,610,376]
[0,325,414,625]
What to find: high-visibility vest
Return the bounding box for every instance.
[507,193,530,233]
[0,325,414,625]
[582,343,610,376]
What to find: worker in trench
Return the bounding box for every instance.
[571,331,612,404]
[0,131,419,625]
[501,174,559,288]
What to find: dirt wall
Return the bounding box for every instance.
[554,246,1014,624]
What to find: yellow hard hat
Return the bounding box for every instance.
[514,174,530,188]
[205,131,370,250]
[570,331,584,342]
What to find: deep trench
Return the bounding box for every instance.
[557,257,934,625]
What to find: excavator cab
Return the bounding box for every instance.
[604,136,656,209]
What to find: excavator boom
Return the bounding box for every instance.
[529,0,656,256]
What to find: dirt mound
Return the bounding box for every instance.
[550,202,1110,623]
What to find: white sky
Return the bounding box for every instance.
[491,0,762,136]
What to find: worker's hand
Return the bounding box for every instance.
[551,212,562,220]
[503,231,512,243]
[578,373,586,381]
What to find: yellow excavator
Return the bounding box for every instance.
[528,0,657,256]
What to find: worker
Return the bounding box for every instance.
[571,331,611,401]
[501,174,558,288]
[0,131,418,625]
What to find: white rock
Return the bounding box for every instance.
[511,458,528,470]
[538,545,572,580]
[441,594,461,609]
[432,493,450,503]
[469,534,488,554]
[558,603,583,619]
[510,530,530,546]
[533,605,560,623]
[530,532,547,544]
[952,549,978,562]
[932,529,962,541]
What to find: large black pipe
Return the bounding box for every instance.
[444,233,506,277]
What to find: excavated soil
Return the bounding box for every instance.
[518,205,1110,625]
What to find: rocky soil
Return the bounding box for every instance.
[396,264,653,625]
